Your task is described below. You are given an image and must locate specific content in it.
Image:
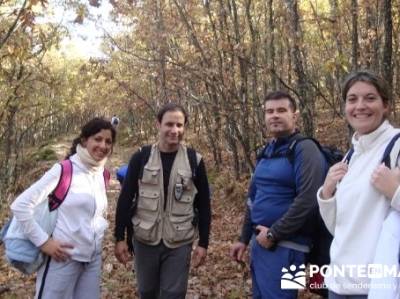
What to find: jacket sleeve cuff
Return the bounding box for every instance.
[33,231,50,248]
[268,226,281,242]
[317,186,336,235]
[317,186,336,203]
[198,239,208,249]
[238,234,251,245]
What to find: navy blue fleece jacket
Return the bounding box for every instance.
[240,132,328,246]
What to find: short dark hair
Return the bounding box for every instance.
[342,70,390,105]
[157,103,188,124]
[66,117,116,159]
[264,91,297,112]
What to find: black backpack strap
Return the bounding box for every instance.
[345,132,400,167]
[187,147,199,179]
[283,136,317,164]
[381,132,400,168]
[257,139,297,161]
[344,148,354,164]
[286,136,344,166]
[289,137,322,151]
[138,145,152,180]
[258,135,309,164]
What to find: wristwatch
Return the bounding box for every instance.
[266,231,275,243]
[266,230,277,251]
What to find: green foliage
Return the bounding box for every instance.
[226,289,246,299]
[205,167,218,185]
[32,146,57,162]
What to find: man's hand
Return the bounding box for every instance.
[255,225,275,249]
[371,164,400,199]
[40,238,74,262]
[115,241,131,265]
[192,246,207,268]
[229,242,247,263]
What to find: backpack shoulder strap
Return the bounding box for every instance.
[285,136,318,164]
[382,132,400,168]
[345,132,400,167]
[103,169,111,189]
[257,135,310,163]
[289,136,321,151]
[138,145,152,180]
[344,148,354,164]
[187,147,200,179]
[49,159,73,211]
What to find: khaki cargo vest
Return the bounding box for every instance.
[132,143,200,248]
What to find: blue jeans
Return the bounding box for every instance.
[328,290,367,299]
[251,240,306,299]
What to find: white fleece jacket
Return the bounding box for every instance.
[317,121,400,295]
[11,154,108,262]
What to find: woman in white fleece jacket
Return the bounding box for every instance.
[11,117,116,299]
[318,70,400,299]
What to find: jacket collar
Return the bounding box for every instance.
[352,120,390,154]
[273,130,301,147]
[69,154,104,174]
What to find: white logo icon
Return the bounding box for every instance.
[281,264,306,289]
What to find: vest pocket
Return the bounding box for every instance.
[132,217,158,243]
[167,215,195,243]
[177,170,194,190]
[134,188,160,243]
[141,166,160,185]
[171,195,194,216]
[138,189,159,211]
[172,169,196,216]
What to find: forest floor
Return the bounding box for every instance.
[0,139,322,299]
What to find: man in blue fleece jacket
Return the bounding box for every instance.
[230,91,328,299]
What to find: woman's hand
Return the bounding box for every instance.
[371,163,400,199]
[40,238,74,262]
[321,162,348,199]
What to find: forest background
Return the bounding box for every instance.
[0,0,399,298]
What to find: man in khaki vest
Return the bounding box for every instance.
[114,103,211,299]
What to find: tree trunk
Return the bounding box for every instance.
[382,0,393,114]
[329,0,344,113]
[351,0,358,70]
[266,0,277,90]
[156,0,168,102]
[365,2,379,71]
[285,0,314,136]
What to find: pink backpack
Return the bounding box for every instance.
[49,159,110,211]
